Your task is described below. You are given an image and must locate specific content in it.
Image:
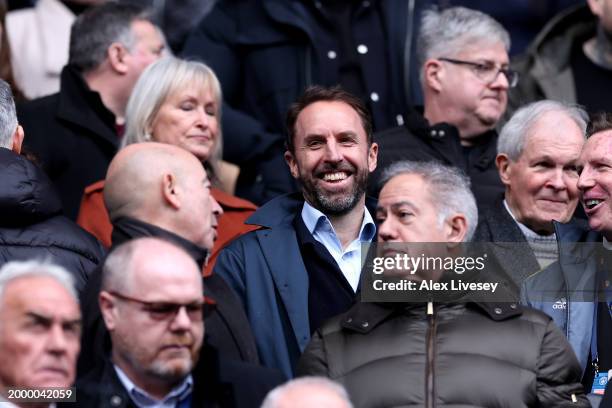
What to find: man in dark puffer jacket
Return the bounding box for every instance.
[298,161,589,407]
[0,79,104,291]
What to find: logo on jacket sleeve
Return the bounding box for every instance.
[552,297,567,310]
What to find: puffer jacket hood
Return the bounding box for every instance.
[0,147,105,291]
[0,147,62,225]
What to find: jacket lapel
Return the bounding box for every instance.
[256,227,311,351]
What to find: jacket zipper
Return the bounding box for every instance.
[425,301,436,408]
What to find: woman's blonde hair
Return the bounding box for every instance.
[122,56,223,179]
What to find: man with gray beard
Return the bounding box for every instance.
[214,85,378,378]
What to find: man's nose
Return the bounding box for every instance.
[323,140,342,162]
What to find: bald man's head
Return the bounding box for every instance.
[104,143,222,249]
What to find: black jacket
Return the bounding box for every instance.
[78,217,260,377]
[371,109,504,210]
[182,0,420,205]
[69,347,283,408]
[298,301,589,407]
[17,65,119,219]
[0,148,104,291]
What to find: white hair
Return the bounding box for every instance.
[0,260,78,305]
[418,6,510,83]
[0,79,17,149]
[261,377,353,408]
[498,100,588,161]
[380,160,478,241]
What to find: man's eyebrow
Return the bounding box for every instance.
[390,201,417,211]
[25,312,81,326]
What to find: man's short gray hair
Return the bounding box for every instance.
[122,56,223,174]
[261,377,353,408]
[498,100,588,161]
[380,161,478,241]
[0,260,78,306]
[69,3,153,72]
[0,79,17,149]
[418,6,510,83]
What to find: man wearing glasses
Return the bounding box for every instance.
[371,6,516,210]
[75,237,282,407]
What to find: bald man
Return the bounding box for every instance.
[75,237,283,407]
[78,143,262,377]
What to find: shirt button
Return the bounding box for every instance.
[357,44,368,54]
[327,50,337,60]
[370,92,379,102]
[110,395,122,407]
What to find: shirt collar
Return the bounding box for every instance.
[113,364,193,408]
[503,199,556,240]
[301,200,376,242]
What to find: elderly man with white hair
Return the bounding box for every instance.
[474,100,587,293]
[0,260,81,407]
[298,160,588,407]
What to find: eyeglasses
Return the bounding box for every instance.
[438,57,519,88]
[108,291,216,322]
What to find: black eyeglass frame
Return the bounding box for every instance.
[107,290,216,321]
[438,57,519,88]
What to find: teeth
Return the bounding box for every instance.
[323,172,348,181]
[586,199,602,209]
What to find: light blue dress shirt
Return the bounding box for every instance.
[114,364,193,408]
[301,201,376,291]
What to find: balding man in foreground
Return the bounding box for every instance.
[0,260,81,408]
[75,238,280,407]
[79,143,265,375]
[261,377,353,408]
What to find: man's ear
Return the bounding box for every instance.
[99,291,118,331]
[11,125,24,154]
[161,173,181,209]
[368,142,378,172]
[107,42,129,75]
[284,150,299,179]
[496,153,512,186]
[424,59,444,93]
[445,213,468,245]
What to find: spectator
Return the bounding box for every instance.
[17,2,164,219]
[298,160,589,407]
[0,78,104,291]
[5,0,106,100]
[0,260,81,406]
[509,1,612,116]
[0,0,24,101]
[120,0,215,52]
[262,377,353,408]
[371,6,512,209]
[182,0,419,205]
[522,112,612,399]
[474,100,587,293]
[75,237,282,407]
[214,86,378,377]
[76,57,258,275]
[78,143,260,377]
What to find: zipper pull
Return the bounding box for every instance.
[427,301,434,316]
